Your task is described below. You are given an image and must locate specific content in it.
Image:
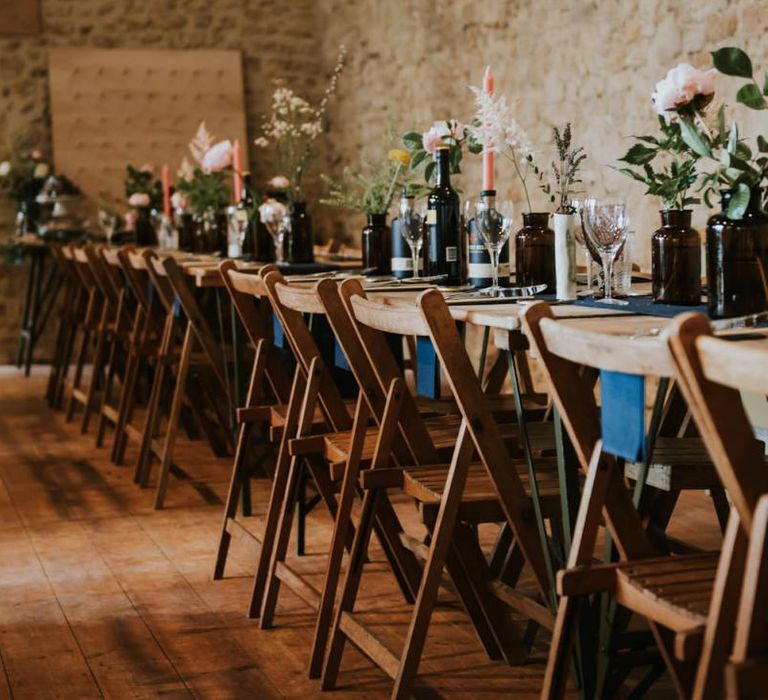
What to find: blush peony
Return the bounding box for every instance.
[201,140,234,173]
[652,63,716,121]
[128,192,151,208]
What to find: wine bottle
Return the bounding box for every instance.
[467,190,509,288]
[426,147,462,285]
[236,172,256,260]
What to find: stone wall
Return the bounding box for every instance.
[1,0,767,361]
[0,0,323,362]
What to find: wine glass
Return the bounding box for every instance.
[399,198,426,279]
[259,200,288,264]
[98,209,118,245]
[583,197,629,305]
[473,198,514,296]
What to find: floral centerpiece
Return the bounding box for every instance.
[401,119,479,189]
[253,46,346,203]
[320,138,410,274]
[0,148,50,235]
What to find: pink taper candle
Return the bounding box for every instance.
[482,65,495,192]
[161,163,171,218]
[232,139,243,202]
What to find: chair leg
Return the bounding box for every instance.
[66,326,91,421]
[95,333,120,446]
[248,368,307,618]
[111,345,140,464]
[81,312,108,434]
[134,313,174,484]
[307,398,370,678]
[321,486,382,691]
[154,324,194,510]
[390,423,476,699]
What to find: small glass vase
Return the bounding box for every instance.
[515,212,555,290]
[285,201,314,263]
[362,213,391,275]
[706,188,768,318]
[652,209,701,305]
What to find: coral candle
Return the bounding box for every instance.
[482,65,495,192]
[161,163,171,218]
[233,139,243,202]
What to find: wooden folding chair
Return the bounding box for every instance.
[136,252,233,508]
[64,245,104,425]
[520,303,743,699]
[251,271,424,673]
[46,244,85,409]
[320,286,564,698]
[667,314,768,699]
[212,260,293,580]
[109,247,167,465]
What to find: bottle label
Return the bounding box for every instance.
[235,210,248,222]
[446,246,458,262]
[426,209,437,225]
[391,257,423,272]
[468,262,510,278]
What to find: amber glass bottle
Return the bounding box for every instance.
[515,212,555,289]
[362,213,391,274]
[652,209,701,305]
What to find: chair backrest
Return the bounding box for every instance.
[219,261,289,405]
[667,313,768,533]
[521,302,679,467]
[262,269,351,433]
[340,279,443,465]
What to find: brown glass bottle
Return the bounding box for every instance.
[134,207,157,246]
[707,188,768,318]
[515,212,555,290]
[652,209,701,305]
[285,201,314,263]
[177,212,196,251]
[362,213,391,275]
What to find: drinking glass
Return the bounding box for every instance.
[399,198,426,279]
[98,209,118,245]
[270,216,289,264]
[583,197,629,304]
[473,198,514,296]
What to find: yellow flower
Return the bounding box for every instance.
[388,149,411,166]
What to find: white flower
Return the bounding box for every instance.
[128,192,151,208]
[253,137,269,148]
[268,175,290,189]
[189,121,216,165]
[652,63,716,122]
[0,161,11,177]
[171,191,189,210]
[259,198,287,228]
[468,86,532,157]
[178,156,194,181]
[33,163,49,179]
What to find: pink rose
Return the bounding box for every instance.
[139,163,155,174]
[268,175,290,189]
[124,210,138,232]
[422,125,448,155]
[202,140,233,173]
[448,119,466,140]
[128,192,151,208]
[652,63,716,121]
[29,149,43,161]
[170,191,188,211]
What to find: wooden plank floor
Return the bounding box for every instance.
[0,368,722,699]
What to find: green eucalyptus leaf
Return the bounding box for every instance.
[764,72,768,96]
[712,47,753,78]
[736,83,767,110]
[735,141,753,159]
[616,167,651,185]
[758,135,768,153]
[727,121,739,154]
[726,182,751,220]
[679,118,711,158]
[716,104,726,138]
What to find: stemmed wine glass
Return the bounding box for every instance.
[473,198,514,296]
[583,197,629,305]
[259,200,289,264]
[399,198,426,279]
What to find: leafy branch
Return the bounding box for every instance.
[540,123,586,214]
